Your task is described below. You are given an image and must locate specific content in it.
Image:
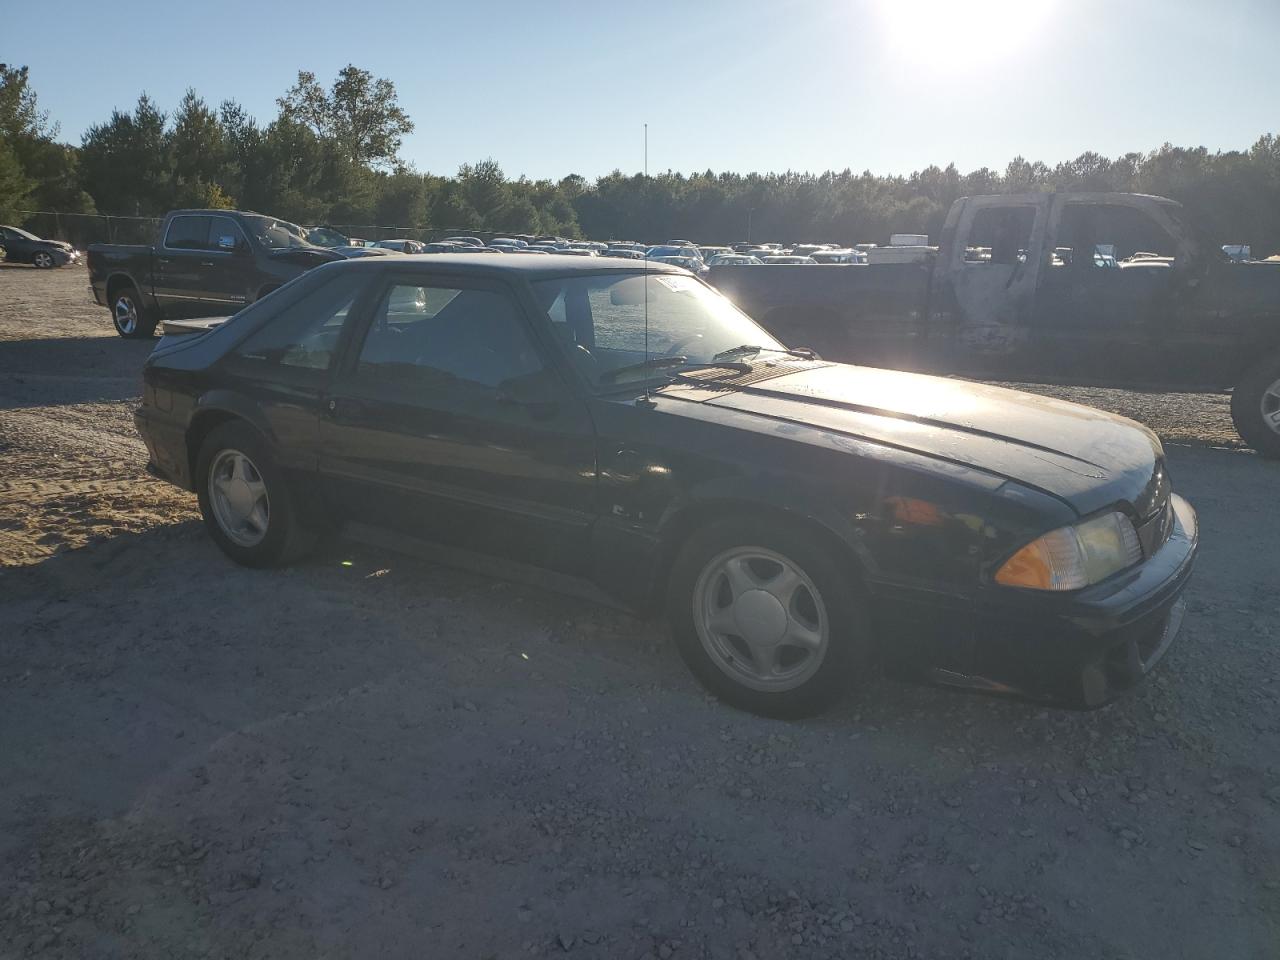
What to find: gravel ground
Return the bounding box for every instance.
[1,264,1277,959]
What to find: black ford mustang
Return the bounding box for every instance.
[135,255,1198,717]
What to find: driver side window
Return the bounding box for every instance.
[355,282,543,389]
[207,216,247,253]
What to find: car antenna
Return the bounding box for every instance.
[639,122,655,409]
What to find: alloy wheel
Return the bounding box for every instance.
[1262,377,1280,436]
[114,296,138,335]
[208,449,271,548]
[692,546,830,692]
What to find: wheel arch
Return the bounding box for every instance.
[184,397,277,491]
[644,492,873,612]
[105,272,140,305]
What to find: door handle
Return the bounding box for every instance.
[326,397,366,420]
[200,260,215,267]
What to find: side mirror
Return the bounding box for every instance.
[217,234,240,252]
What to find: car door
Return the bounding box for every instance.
[318,271,599,574]
[1031,200,1184,384]
[216,270,370,476]
[934,196,1049,377]
[1,226,35,262]
[155,214,213,319]
[202,215,258,310]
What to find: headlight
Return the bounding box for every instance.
[994,511,1142,591]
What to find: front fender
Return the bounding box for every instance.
[590,470,875,613]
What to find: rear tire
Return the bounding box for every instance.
[666,517,873,718]
[195,422,315,567]
[1230,354,1280,459]
[112,286,157,339]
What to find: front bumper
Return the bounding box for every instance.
[959,493,1199,707]
[875,494,1199,708]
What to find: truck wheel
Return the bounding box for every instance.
[1230,355,1280,459]
[195,422,316,568]
[666,517,874,718]
[112,287,157,339]
[32,251,55,269]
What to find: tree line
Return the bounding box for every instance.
[3,62,1280,252]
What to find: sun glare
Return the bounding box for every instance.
[873,0,1055,70]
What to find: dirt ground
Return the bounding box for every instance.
[1,263,1277,959]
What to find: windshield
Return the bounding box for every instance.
[5,226,39,240]
[242,215,321,250]
[531,272,784,388]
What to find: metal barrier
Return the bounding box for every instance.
[16,212,163,249]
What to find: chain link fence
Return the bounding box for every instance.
[15,212,542,250]
[16,212,163,249]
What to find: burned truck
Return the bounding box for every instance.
[709,193,1280,456]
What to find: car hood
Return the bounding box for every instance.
[667,362,1167,518]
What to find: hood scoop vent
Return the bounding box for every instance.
[680,357,834,389]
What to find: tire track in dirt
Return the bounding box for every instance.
[0,401,194,567]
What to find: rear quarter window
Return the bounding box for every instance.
[223,272,365,385]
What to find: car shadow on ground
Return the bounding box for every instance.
[0,335,154,408]
[8,512,1116,742]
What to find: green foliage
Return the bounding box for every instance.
[278,66,413,169]
[79,95,171,215]
[0,136,34,222]
[6,63,1280,254]
[0,63,54,142]
[0,63,91,218]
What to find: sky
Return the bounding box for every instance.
[7,0,1280,181]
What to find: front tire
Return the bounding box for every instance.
[1230,354,1280,459]
[667,517,873,718]
[112,287,157,338]
[32,250,56,269]
[195,422,315,567]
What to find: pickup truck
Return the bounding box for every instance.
[708,192,1280,457]
[88,209,341,340]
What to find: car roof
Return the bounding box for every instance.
[322,252,688,279]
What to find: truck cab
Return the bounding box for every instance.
[935,193,1280,393]
[710,191,1280,454]
[88,209,340,338]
